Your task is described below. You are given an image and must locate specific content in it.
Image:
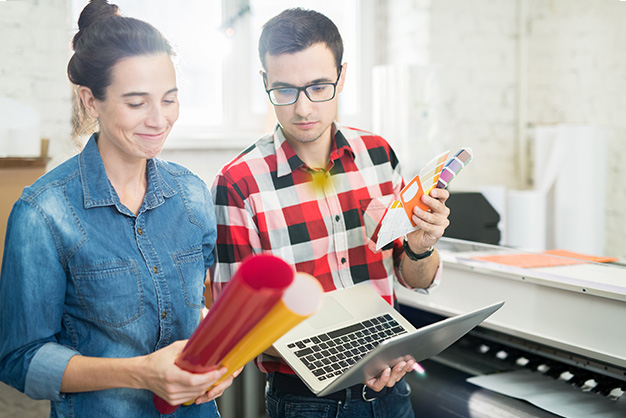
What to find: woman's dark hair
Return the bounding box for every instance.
[67,0,174,135]
[258,8,343,75]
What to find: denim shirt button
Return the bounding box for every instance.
[137,227,143,235]
[161,310,167,319]
[153,266,158,274]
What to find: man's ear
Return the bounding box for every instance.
[336,62,348,94]
[78,86,100,119]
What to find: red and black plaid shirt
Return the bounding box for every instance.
[211,123,439,374]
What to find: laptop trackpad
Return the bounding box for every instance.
[308,296,354,330]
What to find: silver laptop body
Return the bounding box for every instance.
[273,282,504,396]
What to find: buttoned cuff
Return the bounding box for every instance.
[24,342,79,401]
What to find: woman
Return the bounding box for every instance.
[0,1,235,416]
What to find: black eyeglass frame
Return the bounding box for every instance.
[263,69,343,106]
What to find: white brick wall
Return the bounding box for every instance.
[383,0,626,257]
[527,0,626,257]
[1,0,624,257]
[0,0,75,168]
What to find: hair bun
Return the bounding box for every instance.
[73,0,119,48]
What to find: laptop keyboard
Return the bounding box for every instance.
[286,314,408,381]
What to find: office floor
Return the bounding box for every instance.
[0,382,49,418]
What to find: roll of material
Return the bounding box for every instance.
[153,255,324,415]
[533,124,606,255]
[506,189,547,251]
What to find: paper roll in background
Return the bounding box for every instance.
[153,254,295,414]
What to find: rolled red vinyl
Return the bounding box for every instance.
[153,254,294,414]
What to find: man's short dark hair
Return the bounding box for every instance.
[258,8,343,74]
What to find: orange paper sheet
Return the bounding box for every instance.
[473,249,619,268]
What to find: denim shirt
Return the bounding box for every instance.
[0,135,219,418]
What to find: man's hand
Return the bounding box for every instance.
[405,188,450,252]
[364,359,416,392]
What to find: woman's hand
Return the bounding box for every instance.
[139,340,228,406]
[194,367,244,405]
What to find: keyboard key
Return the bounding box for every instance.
[295,347,313,357]
[328,323,365,339]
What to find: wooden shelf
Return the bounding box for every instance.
[0,156,50,169]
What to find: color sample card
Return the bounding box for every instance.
[436,148,473,189]
[419,150,450,194]
[400,150,449,227]
[400,175,427,226]
[376,147,473,251]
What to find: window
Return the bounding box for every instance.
[70,0,373,146]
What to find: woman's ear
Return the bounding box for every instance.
[78,86,100,119]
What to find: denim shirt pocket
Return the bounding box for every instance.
[71,261,144,328]
[172,246,206,309]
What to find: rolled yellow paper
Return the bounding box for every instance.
[214,272,323,384]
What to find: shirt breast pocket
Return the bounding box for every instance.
[172,246,206,309]
[71,261,144,328]
[359,195,394,253]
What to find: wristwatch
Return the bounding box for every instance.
[403,236,434,261]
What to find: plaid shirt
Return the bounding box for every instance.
[211,123,440,374]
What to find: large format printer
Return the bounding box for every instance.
[398,237,626,417]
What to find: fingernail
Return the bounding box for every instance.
[412,362,425,375]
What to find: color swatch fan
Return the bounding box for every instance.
[376,148,473,251]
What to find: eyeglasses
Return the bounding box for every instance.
[264,70,342,106]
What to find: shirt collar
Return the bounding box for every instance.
[274,123,355,177]
[79,134,176,213]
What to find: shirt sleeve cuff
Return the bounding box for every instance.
[24,342,79,401]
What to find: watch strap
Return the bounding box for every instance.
[403,237,434,261]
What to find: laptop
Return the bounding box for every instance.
[273,282,504,396]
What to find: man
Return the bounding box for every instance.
[211,8,451,418]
